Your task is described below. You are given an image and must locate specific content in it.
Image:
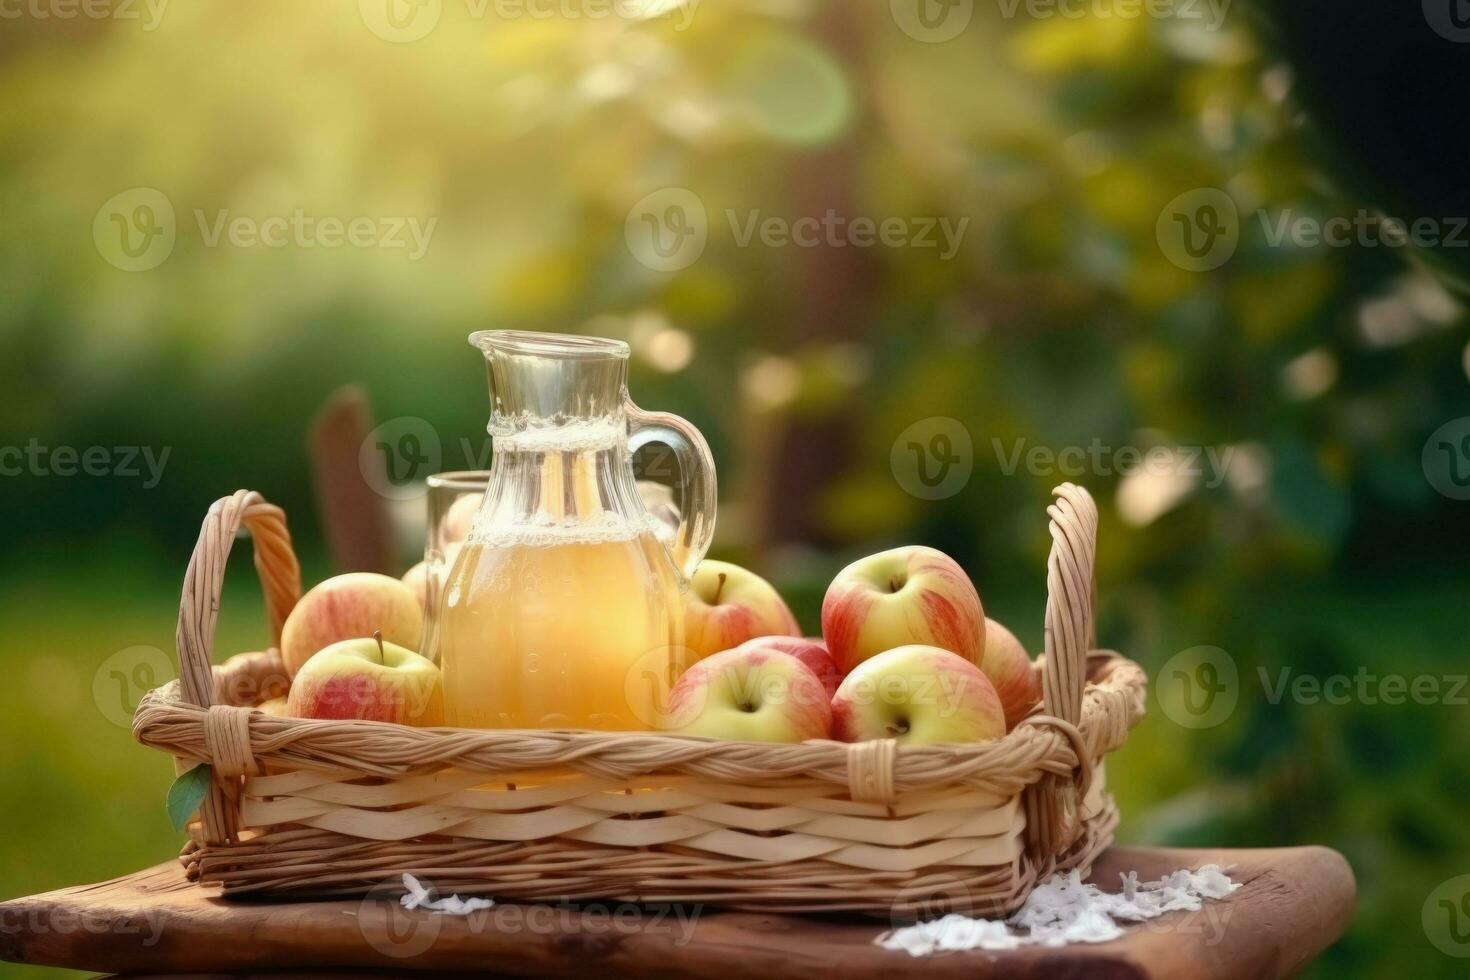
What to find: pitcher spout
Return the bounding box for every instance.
[470,330,630,435]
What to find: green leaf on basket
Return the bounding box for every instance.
[167,763,212,831]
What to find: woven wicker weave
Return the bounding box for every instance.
[133,483,1146,916]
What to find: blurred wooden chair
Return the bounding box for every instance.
[308,385,394,575]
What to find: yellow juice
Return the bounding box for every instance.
[438,463,687,730]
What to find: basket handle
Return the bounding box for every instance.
[174,490,301,846]
[1027,483,1098,858]
[176,490,302,711]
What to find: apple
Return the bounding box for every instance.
[684,560,801,661]
[980,618,1042,729]
[402,561,428,610]
[281,573,424,678]
[213,649,290,707]
[257,695,291,717]
[664,647,831,743]
[443,492,482,543]
[733,635,842,698]
[821,546,984,674]
[830,645,1004,746]
[287,634,444,726]
[401,541,462,613]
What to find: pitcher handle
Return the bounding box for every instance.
[626,405,717,579]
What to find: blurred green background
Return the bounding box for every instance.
[2,1,1469,977]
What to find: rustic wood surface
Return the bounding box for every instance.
[0,845,1353,979]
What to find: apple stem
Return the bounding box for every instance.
[373,630,384,658]
[713,572,727,604]
[889,575,903,593]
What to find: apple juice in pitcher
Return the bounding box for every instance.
[438,331,716,730]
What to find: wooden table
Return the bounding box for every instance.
[0,846,1353,979]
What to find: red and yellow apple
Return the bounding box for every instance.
[980,618,1041,729]
[664,647,830,743]
[281,573,424,678]
[287,635,443,726]
[256,695,291,717]
[684,560,801,661]
[402,561,429,610]
[830,644,1004,746]
[821,546,984,674]
[443,492,482,543]
[733,635,842,699]
[401,541,463,613]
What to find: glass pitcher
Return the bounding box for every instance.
[438,330,716,731]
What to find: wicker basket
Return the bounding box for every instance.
[133,483,1146,917]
